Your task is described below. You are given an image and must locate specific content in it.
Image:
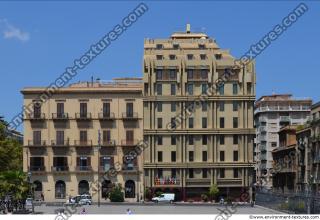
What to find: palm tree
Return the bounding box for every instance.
[0,171,29,200]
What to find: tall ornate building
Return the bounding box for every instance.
[143,25,256,200]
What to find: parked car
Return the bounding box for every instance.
[152,193,175,203]
[66,194,92,205]
[25,198,33,211]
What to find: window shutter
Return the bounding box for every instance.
[77,157,80,166]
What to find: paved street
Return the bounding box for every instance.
[34,203,283,214]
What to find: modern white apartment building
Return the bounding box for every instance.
[254,94,312,189]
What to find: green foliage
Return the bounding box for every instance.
[0,171,29,200]
[144,187,152,200]
[208,184,219,201]
[109,184,124,202]
[201,194,208,202]
[155,191,163,197]
[0,119,23,172]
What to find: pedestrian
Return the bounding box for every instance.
[80,208,86,214]
[126,208,133,215]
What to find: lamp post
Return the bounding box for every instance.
[97,130,101,207]
[307,175,314,214]
[27,171,34,213]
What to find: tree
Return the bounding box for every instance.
[0,119,23,172]
[0,171,29,200]
[109,184,124,202]
[208,184,219,202]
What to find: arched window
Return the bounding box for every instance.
[101,180,113,199]
[78,180,89,195]
[125,180,135,198]
[55,180,66,199]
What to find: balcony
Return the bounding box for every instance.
[187,73,208,82]
[121,112,139,120]
[186,178,211,186]
[217,178,242,186]
[260,144,267,152]
[259,135,267,142]
[52,113,69,120]
[101,140,116,147]
[75,166,92,172]
[154,177,180,186]
[51,166,69,172]
[98,112,115,120]
[75,113,92,121]
[99,165,114,173]
[121,165,139,173]
[254,105,311,114]
[74,140,92,147]
[280,116,291,122]
[27,140,47,147]
[121,139,138,146]
[25,113,45,121]
[259,126,267,133]
[51,140,69,147]
[260,154,267,161]
[29,166,46,172]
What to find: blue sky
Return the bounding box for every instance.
[0,1,319,131]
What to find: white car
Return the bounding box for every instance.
[152,193,175,203]
[66,194,92,205]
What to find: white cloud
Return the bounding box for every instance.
[0,19,30,42]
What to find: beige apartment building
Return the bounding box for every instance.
[22,78,143,203]
[142,25,256,200]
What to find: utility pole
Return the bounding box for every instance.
[97,130,101,207]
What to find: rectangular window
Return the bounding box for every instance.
[202,135,207,145]
[156,84,162,95]
[220,117,225,128]
[233,101,238,111]
[171,117,176,129]
[171,151,176,162]
[233,151,239,161]
[33,130,41,145]
[56,130,64,145]
[169,54,176,60]
[233,117,238,128]
[80,103,87,117]
[199,44,205,49]
[220,151,225,161]
[200,54,206,60]
[233,83,238,95]
[233,135,238,145]
[80,130,87,143]
[202,117,207,128]
[218,84,224,95]
[220,168,225,178]
[202,102,208,111]
[157,102,162,112]
[157,136,163,145]
[157,118,163,129]
[189,118,194,128]
[156,44,163,49]
[173,44,179,49]
[156,55,163,60]
[103,102,111,117]
[157,169,163,178]
[171,102,176,112]
[215,54,222,60]
[103,130,111,142]
[126,103,133,117]
[189,151,194,162]
[187,54,193,60]
[219,101,225,111]
[33,103,41,118]
[202,168,208,178]
[189,168,194,178]
[188,135,194,145]
[219,135,225,145]
[171,168,176,178]
[187,69,193,79]
[234,168,239,178]
[202,151,207,162]
[171,84,176,95]
[201,69,208,79]
[201,84,208,94]
[169,70,176,80]
[158,151,163,162]
[171,136,176,145]
[247,82,252,94]
[156,70,162,80]
[187,83,193,95]
[57,103,64,117]
[126,130,134,142]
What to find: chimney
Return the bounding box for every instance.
[186,23,191,33]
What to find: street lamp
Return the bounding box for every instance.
[27,171,34,213]
[307,175,314,214]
